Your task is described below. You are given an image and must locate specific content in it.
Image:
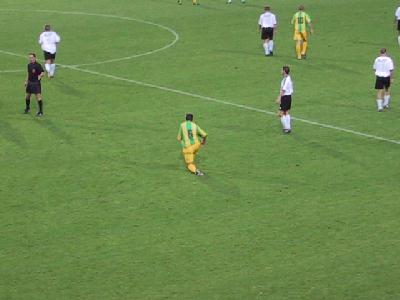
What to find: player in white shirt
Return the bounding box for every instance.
[395,7,400,46]
[226,0,246,4]
[38,24,61,78]
[373,48,394,111]
[276,66,293,134]
[258,6,277,56]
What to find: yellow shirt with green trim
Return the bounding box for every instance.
[292,11,311,33]
[177,121,207,148]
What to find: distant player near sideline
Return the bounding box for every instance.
[258,6,277,56]
[177,0,199,5]
[24,53,45,116]
[177,113,207,176]
[395,6,400,46]
[373,48,394,112]
[227,0,246,4]
[276,66,294,134]
[291,5,313,60]
[39,24,61,78]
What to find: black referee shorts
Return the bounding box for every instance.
[26,82,42,94]
[375,76,391,90]
[280,95,292,112]
[261,27,274,40]
[43,51,56,60]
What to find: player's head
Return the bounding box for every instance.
[28,53,37,63]
[185,113,194,121]
[44,24,51,31]
[298,5,305,11]
[380,48,387,55]
[264,6,270,11]
[282,66,290,75]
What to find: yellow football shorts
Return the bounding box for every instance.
[182,142,201,164]
[293,31,308,41]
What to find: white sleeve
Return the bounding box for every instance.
[396,7,400,18]
[273,15,277,26]
[38,33,43,44]
[373,59,377,70]
[282,78,289,92]
[55,33,61,43]
[258,15,262,26]
[390,59,394,71]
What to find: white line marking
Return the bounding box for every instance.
[1,49,399,146]
[0,9,179,68]
[0,69,24,73]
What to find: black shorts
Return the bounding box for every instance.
[261,27,274,40]
[26,82,42,94]
[280,95,292,111]
[43,51,56,60]
[375,76,391,90]
[397,20,400,31]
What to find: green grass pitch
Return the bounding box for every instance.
[1,0,400,299]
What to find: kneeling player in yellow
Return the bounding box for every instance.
[291,5,314,60]
[177,113,207,176]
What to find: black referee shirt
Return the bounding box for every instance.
[27,62,44,83]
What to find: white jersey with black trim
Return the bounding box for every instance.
[373,56,394,77]
[39,31,61,54]
[258,12,277,28]
[281,75,293,95]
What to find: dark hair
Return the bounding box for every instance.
[264,6,270,11]
[283,66,290,74]
[29,53,36,57]
[298,5,305,11]
[185,113,193,121]
[380,48,387,54]
[44,24,51,31]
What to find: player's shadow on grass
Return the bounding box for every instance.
[52,80,85,98]
[291,133,369,168]
[34,118,73,144]
[0,120,28,148]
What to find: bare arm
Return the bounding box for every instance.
[308,22,314,34]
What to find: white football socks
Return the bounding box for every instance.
[376,99,383,111]
[383,95,390,107]
[49,64,56,77]
[263,42,269,55]
[280,115,291,130]
[45,63,51,73]
[398,35,400,46]
[286,114,291,130]
[263,43,269,55]
[269,40,274,53]
[280,116,286,129]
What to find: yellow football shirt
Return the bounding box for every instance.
[177,121,207,148]
[292,11,311,33]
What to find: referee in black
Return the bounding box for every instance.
[24,53,45,116]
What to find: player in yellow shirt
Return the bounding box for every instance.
[291,5,314,60]
[177,113,207,176]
